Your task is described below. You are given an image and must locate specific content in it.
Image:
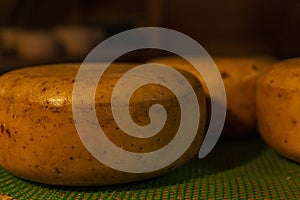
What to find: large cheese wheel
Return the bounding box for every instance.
[149,56,276,136]
[0,63,206,186]
[257,58,300,163]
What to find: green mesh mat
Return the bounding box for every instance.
[0,136,299,200]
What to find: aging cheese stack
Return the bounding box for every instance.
[0,63,206,186]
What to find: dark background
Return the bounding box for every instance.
[0,0,300,71]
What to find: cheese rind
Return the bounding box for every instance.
[0,63,206,186]
[257,58,300,162]
[149,56,275,136]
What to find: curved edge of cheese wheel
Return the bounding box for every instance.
[0,63,207,186]
[148,56,276,136]
[213,56,276,136]
[256,58,300,163]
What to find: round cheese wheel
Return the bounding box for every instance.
[0,27,20,57]
[257,58,300,163]
[213,56,276,136]
[52,26,104,59]
[15,30,59,61]
[149,56,276,136]
[0,63,206,186]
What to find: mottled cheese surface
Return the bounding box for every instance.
[0,63,206,186]
[149,56,276,136]
[257,58,300,163]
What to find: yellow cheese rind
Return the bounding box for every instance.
[150,56,276,136]
[257,58,300,163]
[0,63,206,186]
[214,56,275,136]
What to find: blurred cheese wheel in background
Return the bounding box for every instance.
[149,56,276,136]
[15,30,59,61]
[148,56,208,95]
[149,56,204,83]
[52,26,105,59]
[0,27,20,57]
[214,56,276,136]
[257,58,300,163]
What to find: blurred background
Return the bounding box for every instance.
[0,0,300,73]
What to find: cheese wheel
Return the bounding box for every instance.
[52,26,104,58]
[257,58,300,163]
[149,56,276,136]
[16,30,59,61]
[0,63,206,186]
[0,27,20,57]
[214,56,276,136]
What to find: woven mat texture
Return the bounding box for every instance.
[0,136,299,200]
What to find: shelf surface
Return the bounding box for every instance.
[0,136,299,200]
